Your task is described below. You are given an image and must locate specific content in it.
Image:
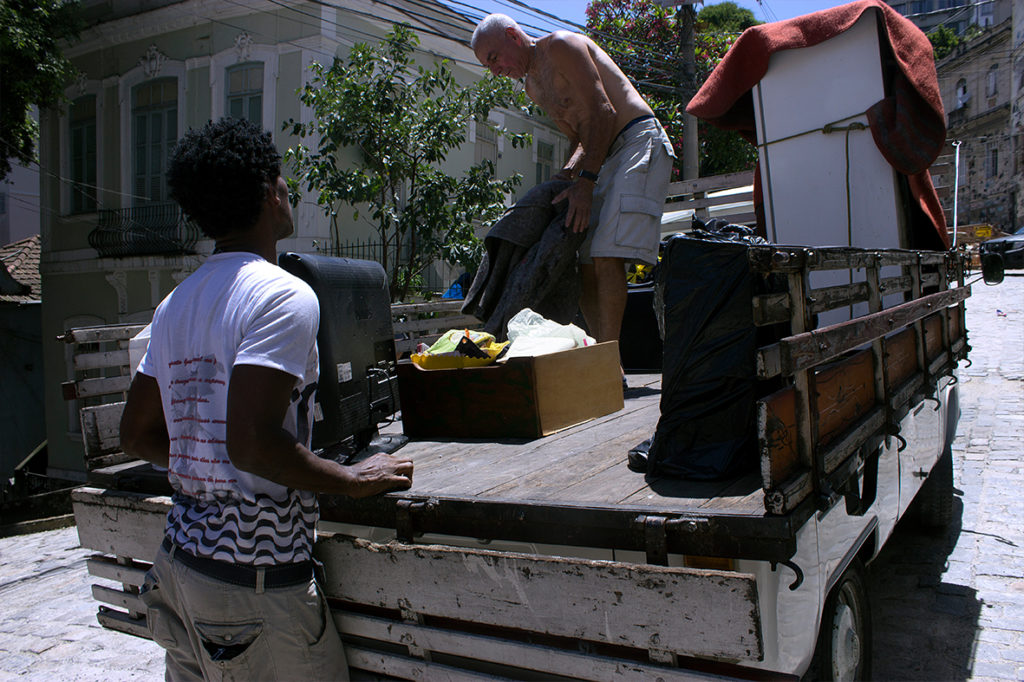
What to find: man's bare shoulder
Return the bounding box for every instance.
[542,31,593,58]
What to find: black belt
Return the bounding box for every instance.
[161,537,313,589]
[614,114,656,144]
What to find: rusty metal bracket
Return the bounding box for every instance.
[395,499,425,542]
[639,515,669,566]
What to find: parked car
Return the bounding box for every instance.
[980,226,1024,270]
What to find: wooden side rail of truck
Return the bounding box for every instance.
[65,240,969,680]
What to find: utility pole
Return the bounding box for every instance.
[658,0,701,180]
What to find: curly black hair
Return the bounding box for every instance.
[166,118,282,239]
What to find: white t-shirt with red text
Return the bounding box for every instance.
[138,251,320,565]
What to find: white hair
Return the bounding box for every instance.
[471,13,519,51]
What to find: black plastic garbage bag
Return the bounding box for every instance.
[646,223,766,480]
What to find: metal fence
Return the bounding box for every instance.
[315,238,462,296]
[89,203,199,258]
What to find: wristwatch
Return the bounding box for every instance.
[578,169,599,183]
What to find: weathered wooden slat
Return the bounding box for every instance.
[807,248,944,270]
[713,210,757,225]
[756,343,782,379]
[884,326,918,388]
[778,286,970,375]
[59,324,146,345]
[334,612,717,681]
[72,487,167,560]
[315,534,763,662]
[809,281,870,315]
[343,645,500,681]
[391,300,466,316]
[392,314,482,336]
[752,292,789,327]
[86,555,149,586]
[73,349,131,372]
[753,274,918,330]
[92,584,146,613]
[820,409,887,476]
[924,314,944,360]
[663,191,754,214]
[755,247,945,274]
[667,171,753,197]
[63,374,131,400]
[763,468,812,516]
[879,273,913,297]
[815,350,875,447]
[96,607,150,639]
[84,452,137,471]
[80,402,125,460]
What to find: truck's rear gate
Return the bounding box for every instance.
[73,483,764,680]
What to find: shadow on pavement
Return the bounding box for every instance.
[868,493,980,681]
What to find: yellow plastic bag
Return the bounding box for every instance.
[410,329,509,370]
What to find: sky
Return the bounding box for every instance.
[457,1,848,33]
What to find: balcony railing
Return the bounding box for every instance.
[315,238,455,294]
[89,203,199,258]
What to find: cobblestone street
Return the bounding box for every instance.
[0,273,1021,681]
[869,272,1024,681]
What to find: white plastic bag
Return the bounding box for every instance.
[504,308,595,358]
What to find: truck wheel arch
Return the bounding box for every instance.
[806,559,872,681]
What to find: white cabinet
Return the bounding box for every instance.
[753,11,906,324]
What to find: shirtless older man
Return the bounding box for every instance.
[471,14,674,356]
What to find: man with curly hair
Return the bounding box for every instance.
[471,15,674,385]
[120,117,413,681]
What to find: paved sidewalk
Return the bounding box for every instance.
[0,274,1021,681]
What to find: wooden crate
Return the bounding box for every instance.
[397,341,624,439]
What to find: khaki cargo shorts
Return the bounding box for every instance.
[580,117,675,266]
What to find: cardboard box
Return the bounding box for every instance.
[397,341,624,439]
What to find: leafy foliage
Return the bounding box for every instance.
[585,0,758,177]
[928,24,960,61]
[0,0,81,181]
[697,2,759,33]
[285,25,529,301]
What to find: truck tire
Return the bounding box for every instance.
[806,560,871,682]
[914,444,954,530]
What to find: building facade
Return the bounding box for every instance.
[932,19,1016,231]
[38,0,567,479]
[885,0,1011,35]
[0,236,44,484]
[1013,0,1024,222]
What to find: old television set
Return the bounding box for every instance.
[278,252,401,457]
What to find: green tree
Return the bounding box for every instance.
[697,1,759,33]
[928,24,960,60]
[285,25,529,301]
[0,0,81,181]
[586,0,758,177]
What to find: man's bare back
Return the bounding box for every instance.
[525,31,652,147]
[471,14,674,355]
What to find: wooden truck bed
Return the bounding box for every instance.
[65,242,970,679]
[87,372,795,568]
